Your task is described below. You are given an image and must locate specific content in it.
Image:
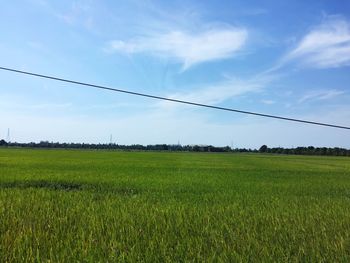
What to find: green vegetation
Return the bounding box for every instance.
[0,148,350,262]
[2,140,350,156]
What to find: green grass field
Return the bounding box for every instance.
[0,148,350,262]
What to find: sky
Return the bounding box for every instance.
[0,0,350,148]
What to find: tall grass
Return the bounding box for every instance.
[0,148,350,261]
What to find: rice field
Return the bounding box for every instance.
[0,148,350,262]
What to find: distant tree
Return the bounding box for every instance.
[192,145,200,152]
[259,145,268,153]
[0,139,7,146]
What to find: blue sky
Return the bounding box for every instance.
[1,0,350,148]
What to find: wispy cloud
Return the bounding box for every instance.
[261,99,275,105]
[107,26,248,70]
[298,89,345,103]
[157,74,273,110]
[284,16,350,68]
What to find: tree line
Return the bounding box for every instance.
[0,139,349,156]
[258,145,350,156]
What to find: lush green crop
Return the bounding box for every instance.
[0,148,350,262]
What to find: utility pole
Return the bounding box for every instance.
[6,128,10,142]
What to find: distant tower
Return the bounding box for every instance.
[109,134,113,144]
[6,128,10,142]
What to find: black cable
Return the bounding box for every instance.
[0,66,349,130]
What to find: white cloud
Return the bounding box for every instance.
[298,89,345,103]
[285,16,350,68]
[107,27,248,70]
[156,74,274,110]
[261,99,275,105]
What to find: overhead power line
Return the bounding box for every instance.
[0,66,349,130]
